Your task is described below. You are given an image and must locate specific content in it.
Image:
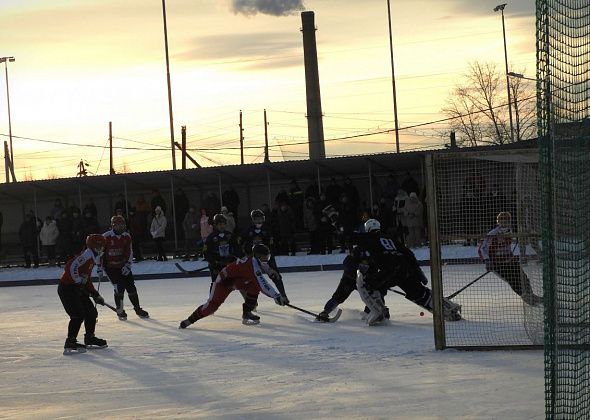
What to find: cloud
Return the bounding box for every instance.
[176,32,302,69]
[438,0,534,18]
[230,0,306,17]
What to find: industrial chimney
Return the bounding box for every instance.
[301,11,326,160]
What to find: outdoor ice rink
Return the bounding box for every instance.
[0,270,543,419]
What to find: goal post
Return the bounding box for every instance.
[426,149,543,350]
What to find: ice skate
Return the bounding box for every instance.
[242,311,260,325]
[179,319,193,329]
[117,309,128,321]
[443,298,462,322]
[316,310,331,322]
[84,335,108,349]
[63,337,86,355]
[366,310,385,326]
[134,307,150,318]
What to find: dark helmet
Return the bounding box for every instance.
[213,213,227,226]
[252,243,271,263]
[250,209,265,223]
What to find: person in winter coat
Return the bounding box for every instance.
[19,213,40,268]
[150,206,167,261]
[221,206,236,233]
[40,216,60,266]
[303,197,320,254]
[277,202,297,255]
[56,210,73,264]
[182,206,200,260]
[404,192,424,248]
[392,189,409,244]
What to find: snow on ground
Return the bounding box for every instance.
[0,269,543,419]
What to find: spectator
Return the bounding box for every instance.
[40,216,60,266]
[19,213,39,268]
[135,194,151,243]
[150,206,167,261]
[304,177,320,200]
[221,206,236,233]
[222,185,240,221]
[277,202,296,256]
[128,207,145,262]
[337,194,358,253]
[150,189,167,216]
[288,179,304,230]
[382,174,399,211]
[203,192,220,223]
[275,188,289,207]
[405,192,424,248]
[82,209,100,239]
[401,171,420,196]
[114,193,131,217]
[342,177,360,208]
[71,208,86,253]
[182,206,200,260]
[325,177,342,206]
[303,197,320,254]
[0,209,3,252]
[51,198,65,221]
[393,188,409,244]
[174,187,189,240]
[82,198,97,219]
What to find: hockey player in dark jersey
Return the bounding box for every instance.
[180,243,289,327]
[203,213,240,288]
[478,212,542,306]
[241,209,282,281]
[318,219,461,325]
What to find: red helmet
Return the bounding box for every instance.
[111,215,126,232]
[86,234,105,251]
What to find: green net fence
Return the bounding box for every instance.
[537,0,590,418]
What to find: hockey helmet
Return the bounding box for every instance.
[250,209,265,224]
[86,234,105,252]
[364,218,381,233]
[111,215,126,232]
[497,212,512,228]
[252,243,271,263]
[213,213,227,226]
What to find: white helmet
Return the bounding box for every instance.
[364,218,381,232]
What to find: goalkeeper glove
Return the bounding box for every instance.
[92,294,105,306]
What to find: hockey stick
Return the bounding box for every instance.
[446,271,491,299]
[101,302,118,312]
[174,262,209,275]
[286,303,342,323]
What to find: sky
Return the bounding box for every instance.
[0,0,536,181]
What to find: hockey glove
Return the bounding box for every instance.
[274,294,289,306]
[92,294,105,306]
[121,264,131,276]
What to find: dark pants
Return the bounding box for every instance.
[492,259,533,297]
[105,268,141,310]
[43,245,56,264]
[154,237,166,259]
[58,284,97,339]
[23,245,39,268]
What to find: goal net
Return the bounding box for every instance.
[538,0,590,418]
[426,150,543,349]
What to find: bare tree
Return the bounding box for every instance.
[442,61,536,146]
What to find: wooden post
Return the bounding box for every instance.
[109,121,115,174]
[239,110,244,165]
[264,109,269,163]
[181,126,187,170]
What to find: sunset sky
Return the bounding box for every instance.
[0,0,536,180]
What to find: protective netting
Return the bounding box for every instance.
[537,0,590,418]
[430,151,543,349]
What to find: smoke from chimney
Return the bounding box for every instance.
[230,0,306,17]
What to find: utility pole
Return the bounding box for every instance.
[181,125,187,170]
[161,0,176,170]
[494,3,515,143]
[386,0,400,153]
[4,141,9,183]
[264,109,269,163]
[239,110,244,165]
[109,121,115,175]
[77,160,88,177]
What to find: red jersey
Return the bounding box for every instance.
[59,248,99,294]
[218,256,280,299]
[103,230,133,269]
[478,225,514,263]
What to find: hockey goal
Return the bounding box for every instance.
[425,149,543,350]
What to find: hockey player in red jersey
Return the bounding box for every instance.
[179,243,289,327]
[103,215,149,320]
[58,234,108,354]
[478,212,542,306]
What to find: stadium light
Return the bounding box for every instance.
[494,3,515,143]
[161,0,176,170]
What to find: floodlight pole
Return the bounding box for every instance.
[1,56,15,178]
[494,4,515,143]
[386,0,400,153]
[161,0,176,170]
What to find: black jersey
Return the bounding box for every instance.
[204,229,238,269]
[241,223,273,255]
